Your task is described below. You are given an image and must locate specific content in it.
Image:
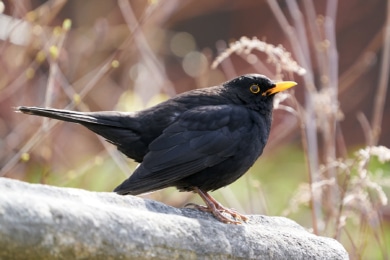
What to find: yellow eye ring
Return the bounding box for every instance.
[249,84,260,94]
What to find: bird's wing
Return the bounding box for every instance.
[114,105,250,195]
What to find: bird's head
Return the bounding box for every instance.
[224,74,297,110]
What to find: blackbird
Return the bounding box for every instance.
[17,74,297,224]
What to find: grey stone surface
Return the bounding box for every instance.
[0,177,348,259]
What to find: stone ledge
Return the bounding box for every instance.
[0,177,348,259]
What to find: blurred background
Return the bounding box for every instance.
[0,0,389,259]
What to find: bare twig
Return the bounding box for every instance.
[118,0,176,100]
[371,0,390,145]
[267,0,320,234]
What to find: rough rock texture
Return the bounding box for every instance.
[0,177,348,259]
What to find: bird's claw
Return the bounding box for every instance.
[185,202,248,224]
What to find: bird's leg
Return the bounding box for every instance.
[186,187,248,224]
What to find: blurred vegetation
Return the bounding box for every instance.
[1,0,389,259]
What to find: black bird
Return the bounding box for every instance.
[17,74,297,224]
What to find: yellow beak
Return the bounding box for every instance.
[263,81,297,96]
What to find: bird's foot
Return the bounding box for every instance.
[213,202,249,222]
[185,202,246,224]
[185,187,248,224]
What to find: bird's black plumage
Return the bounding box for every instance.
[18,74,297,223]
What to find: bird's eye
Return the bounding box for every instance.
[249,84,261,94]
